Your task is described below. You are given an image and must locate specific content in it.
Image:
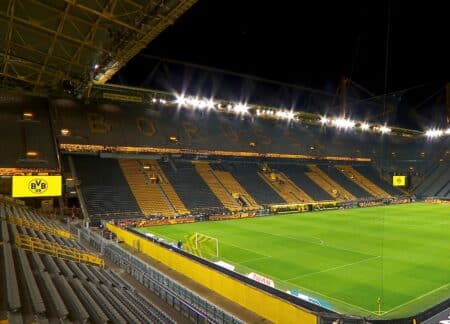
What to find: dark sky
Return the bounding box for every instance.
[116,1,449,126]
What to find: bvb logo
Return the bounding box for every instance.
[28,178,48,194]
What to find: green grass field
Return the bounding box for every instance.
[137,203,450,319]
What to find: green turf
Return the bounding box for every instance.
[137,203,450,319]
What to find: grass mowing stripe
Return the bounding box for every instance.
[138,203,450,319]
[285,255,382,281]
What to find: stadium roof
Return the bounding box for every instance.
[0,0,197,95]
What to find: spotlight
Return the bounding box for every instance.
[360,122,370,130]
[206,99,216,109]
[175,95,186,106]
[379,125,392,134]
[445,128,450,135]
[320,116,329,125]
[234,103,249,114]
[425,129,443,138]
[333,118,355,129]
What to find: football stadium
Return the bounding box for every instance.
[0,1,449,324]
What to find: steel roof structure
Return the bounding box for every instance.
[0,0,197,95]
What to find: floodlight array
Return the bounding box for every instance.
[165,93,447,139]
[424,128,450,138]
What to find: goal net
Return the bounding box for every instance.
[184,232,219,259]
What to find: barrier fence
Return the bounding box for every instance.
[73,225,243,324]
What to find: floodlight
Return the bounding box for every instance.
[234,103,249,114]
[175,95,186,106]
[425,129,443,138]
[320,116,329,124]
[360,122,370,130]
[333,118,355,129]
[379,125,392,134]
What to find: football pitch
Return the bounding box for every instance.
[137,203,450,319]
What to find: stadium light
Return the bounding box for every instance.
[320,116,329,125]
[175,94,186,106]
[275,110,295,120]
[360,122,370,131]
[425,129,443,138]
[206,99,216,109]
[379,125,392,134]
[233,103,249,114]
[333,118,355,129]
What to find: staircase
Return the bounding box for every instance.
[306,165,356,200]
[337,165,390,198]
[194,163,243,211]
[258,169,313,203]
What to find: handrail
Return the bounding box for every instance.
[7,215,76,239]
[15,233,104,267]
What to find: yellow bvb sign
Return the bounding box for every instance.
[392,175,406,187]
[12,176,62,197]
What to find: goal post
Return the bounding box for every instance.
[194,232,219,259]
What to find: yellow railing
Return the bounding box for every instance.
[15,234,104,268]
[7,215,76,239]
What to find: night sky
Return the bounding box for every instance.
[115,1,449,127]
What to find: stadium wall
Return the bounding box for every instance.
[106,223,318,324]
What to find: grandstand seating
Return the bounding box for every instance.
[0,202,174,323]
[194,162,244,211]
[221,162,285,205]
[306,164,356,200]
[259,165,314,203]
[119,159,179,217]
[337,165,391,198]
[146,160,190,215]
[414,162,450,198]
[159,161,224,212]
[353,165,403,196]
[208,163,262,210]
[316,164,372,198]
[269,164,330,201]
[73,155,141,217]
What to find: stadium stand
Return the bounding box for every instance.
[414,162,450,198]
[353,165,403,196]
[0,202,175,323]
[194,162,244,211]
[316,164,372,198]
[306,164,356,200]
[337,165,391,198]
[119,159,177,217]
[269,164,331,201]
[159,161,224,212]
[72,155,141,217]
[221,162,285,205]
